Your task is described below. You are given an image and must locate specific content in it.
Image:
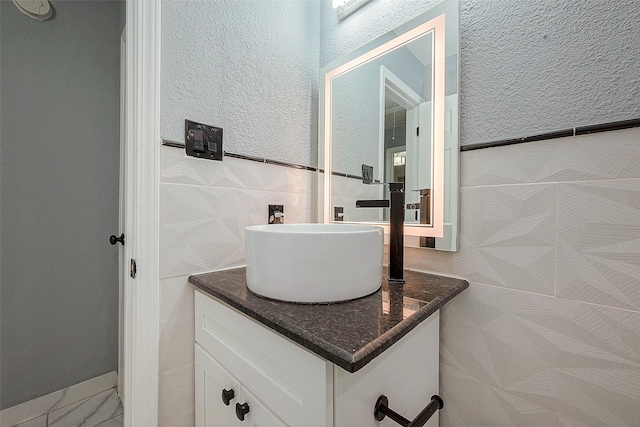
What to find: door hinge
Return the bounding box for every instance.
[417,127,420,136]
[130,259,137,279]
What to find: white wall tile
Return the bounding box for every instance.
[158,363,195,427]
[408,184,558,294]
[158,154,317,425]
[408,185,557,294]
[557,179,640,310]
[440,283,640,426]
[461,127,640,187]
[161,147,314,194]
[440,364,559,426]
[160,183,313,278]
[556,413,592,426]
[159,276,195,376]
[13,415,46,427]
[95,415,123,427]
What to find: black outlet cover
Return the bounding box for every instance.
[362,164,373,184]
[185,120,223,161]
[268,205,284,224]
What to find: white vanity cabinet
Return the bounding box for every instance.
[194,289,440,427]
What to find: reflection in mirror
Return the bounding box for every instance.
[319,0,459,251]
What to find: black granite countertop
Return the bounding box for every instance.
[189,267,468,373]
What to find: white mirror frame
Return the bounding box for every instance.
[323,14,446,237]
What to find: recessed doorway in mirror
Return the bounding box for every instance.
[318,0,459,251]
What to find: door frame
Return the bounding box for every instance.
[378,65,423,186]
[122,0,161,425]
[118,26,126,404]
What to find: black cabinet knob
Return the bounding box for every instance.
[109,233,125,246]
[221,388,235,406]
[235,402,250,421]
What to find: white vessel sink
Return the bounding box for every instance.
[245,223,384,303]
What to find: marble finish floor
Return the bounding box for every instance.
[13,389,123,427]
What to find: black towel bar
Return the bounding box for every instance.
[374,394,444,427]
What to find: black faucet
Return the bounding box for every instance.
[356,182,405,284]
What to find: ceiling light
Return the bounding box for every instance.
[333,0,372,20]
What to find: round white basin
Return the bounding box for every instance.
[245,223,384,303]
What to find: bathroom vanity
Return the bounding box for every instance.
[189,268,467,427]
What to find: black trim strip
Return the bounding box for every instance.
[575,117,640,135]
[162,139,186,148]
[331,171,364,180]
[161,139,317,171]
[224,152,317,171]
[461,129,574,152]
[161,140,373,181]
[462,117,640,152]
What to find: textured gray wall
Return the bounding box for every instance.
[119,0,126,34]
[161,0,321,167]
[321,0,640,145]
[0,0,120,409]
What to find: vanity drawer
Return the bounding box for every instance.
[194,290,332,427]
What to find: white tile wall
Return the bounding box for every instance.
[405,126,640,426]
[440,283,640,426]
[158,127,640,426]
[158,146,317,426]
[14,415,47,427]
[557,179,640,310]
[460,128,640,187]
[158,363,195,427]
[96,415,123,427]
[160,184,313,278]
[159,275,195,376]
[162,148,314,194]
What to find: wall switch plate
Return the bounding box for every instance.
[362,164,373,184]
[185,119,223,161]
[334,207,344,221]
[268,205,284,224]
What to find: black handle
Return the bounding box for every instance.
[374,395,443,427]
[109,233,125,246]
[235,402,250,421]
[221,388,235,406]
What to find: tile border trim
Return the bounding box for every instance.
[461,117,640,152]
[164,116,640,164]
[161,139,368,181]
[161,139,316,171]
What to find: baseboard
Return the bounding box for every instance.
[0,371,117,427]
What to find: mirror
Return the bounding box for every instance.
[319,0,459,251]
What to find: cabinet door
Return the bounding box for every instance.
[334,312,440,426]
[240,387,288,427]
[196,344,241,427]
